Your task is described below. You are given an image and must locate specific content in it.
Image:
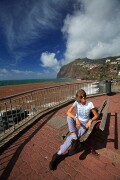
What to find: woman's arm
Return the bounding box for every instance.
[86,108,99,129]
[67,105,81,129]
[66,105,76,119]
[90,108,99,121]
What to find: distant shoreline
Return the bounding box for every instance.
[0,78,72,87]
[0,79,88,99]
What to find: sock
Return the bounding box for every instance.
[57,150,62,155]
[71,134,77,140]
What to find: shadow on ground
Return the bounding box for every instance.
[0,109,59,180]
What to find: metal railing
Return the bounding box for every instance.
[0,81,104,138]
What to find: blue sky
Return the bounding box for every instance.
[0,0,120,80]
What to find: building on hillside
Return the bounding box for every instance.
[106,59,110,63]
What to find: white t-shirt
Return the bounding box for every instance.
[73,101,94,123]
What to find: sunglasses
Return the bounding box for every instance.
[78,95,86,99]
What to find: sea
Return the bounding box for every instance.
[0,78,72,86]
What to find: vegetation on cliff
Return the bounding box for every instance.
[57,56,120,80]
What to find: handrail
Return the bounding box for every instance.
[0,81,95,101]
[0,81,104,138]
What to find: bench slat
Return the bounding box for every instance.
[99,98,110,131]
[79,120,98,142]
[98,100,107,114]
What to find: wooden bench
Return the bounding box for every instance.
[61,98,110,143]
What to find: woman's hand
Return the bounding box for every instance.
[86,120,92,129]
[75,118,81,129]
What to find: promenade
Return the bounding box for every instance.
[0,93,120,180]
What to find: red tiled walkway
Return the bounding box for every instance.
[0,93,120,180]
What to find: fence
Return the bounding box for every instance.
[0,81,105,144]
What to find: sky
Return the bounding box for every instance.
[0,0,120,80]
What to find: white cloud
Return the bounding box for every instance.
[40,52,60,72]
[0,0,66,51]
[62,0,120,64]
[1,68,8,74]
[11,69,33,74]
[0,68,9,79]
[0,68,56,80]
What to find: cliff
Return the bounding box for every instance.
[57,56,120,80]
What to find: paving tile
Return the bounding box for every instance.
[61,163,78,178]
[74,172,89,180]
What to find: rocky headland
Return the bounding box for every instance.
[57,56,120,80]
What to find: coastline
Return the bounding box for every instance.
[0,79,87,99]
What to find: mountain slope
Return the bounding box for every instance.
[57,56,120,80]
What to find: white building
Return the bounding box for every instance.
[116,58,120,60]
[106,59,110,63]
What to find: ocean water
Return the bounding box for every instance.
[0,78,72,86]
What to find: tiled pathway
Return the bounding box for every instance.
[0,93,120,180]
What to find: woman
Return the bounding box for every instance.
[49,89,99,170]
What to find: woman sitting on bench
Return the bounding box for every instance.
[49,89,99,170]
